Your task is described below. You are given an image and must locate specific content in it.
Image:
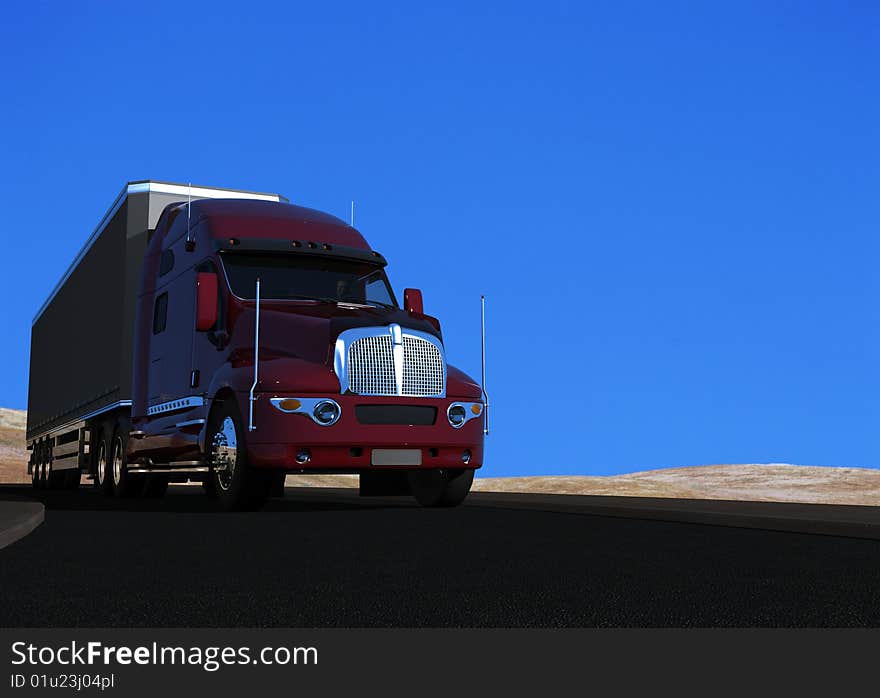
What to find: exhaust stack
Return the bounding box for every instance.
[249,277,261,431]
[481,295,489,436]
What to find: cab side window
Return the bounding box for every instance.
[153,293,168,334]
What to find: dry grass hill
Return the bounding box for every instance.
[2,407,877,505]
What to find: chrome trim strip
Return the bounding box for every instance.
[28,400,133,443]
[52,441,81,457]
[147,396,204,416]
[33,181,285,324]
[391,323,405,395]
[128,464,209,474]
[175,419,206,429]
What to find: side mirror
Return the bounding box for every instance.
[196,272,218,331]
[404,288,423,315]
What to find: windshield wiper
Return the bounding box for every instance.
[338,297,397,309]
[281,295,339,303]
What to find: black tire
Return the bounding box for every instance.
[206,399,270,511]
[31,445,41,489]
[202,477,218,499]
[44,446,56,489]
[408,468,474,508]
[94,429,114,496]
[39,458,49,489]
[43,445,56,489]
[111,429,139,498]
[142,475,168,499]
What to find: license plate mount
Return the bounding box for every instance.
[371,448,422,466]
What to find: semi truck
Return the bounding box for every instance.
[26,181,486,510]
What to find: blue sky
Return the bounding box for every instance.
[0,2,876,476]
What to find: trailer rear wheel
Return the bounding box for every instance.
[95,432,113,496]
[408,468,474,508]
[44,445,58,489]
[31,450,39,489]
[31,444,43,489]
[111,431,139,498]
[206,401,269,511]
[46,463,59,489]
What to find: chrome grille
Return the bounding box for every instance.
[340,325,446,397]
[402,336,444,396]
[347,334,396,396]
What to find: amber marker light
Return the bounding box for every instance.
[471,404,483,415]
[278,398,302,411]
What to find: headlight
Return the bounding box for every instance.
[271,396,342,426]
[313,400,341,426]
[447,404,467,428]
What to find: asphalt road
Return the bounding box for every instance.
[1,484,879,627]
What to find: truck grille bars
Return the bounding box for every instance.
[347,334,397,395]
[401,335,445,396]
[335,325,446,398]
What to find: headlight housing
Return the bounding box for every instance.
[447,401,483,428]
[270,397,342,426]
[447,404,467,427]
[313,400,341,426]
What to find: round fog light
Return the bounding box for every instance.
[447,404,467,428]
[295,449,311,464]
[461,450,471,464]
[313,400,341,426]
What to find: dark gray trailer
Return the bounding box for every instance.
[26,181,285,486]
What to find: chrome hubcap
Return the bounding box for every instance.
[97,443,108,484]
[212,416,238,491]
[112,439,123,486]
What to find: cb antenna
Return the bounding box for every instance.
[350,200,355,227]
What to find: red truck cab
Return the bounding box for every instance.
[119,198,484,509]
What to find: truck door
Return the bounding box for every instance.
[138,238,202,462]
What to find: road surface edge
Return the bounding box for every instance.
[0,497,44,550]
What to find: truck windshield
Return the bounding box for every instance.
[219,252,398,307]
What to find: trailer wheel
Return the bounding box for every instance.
[408,468,474,508]
[45,445,58,489]
[206,401,269,511]
[94,432,113,496]
[31,450,39,489]
[31,444,43,489]
[39,458,48,489]
[111,431,139,498]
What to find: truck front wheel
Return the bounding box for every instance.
[408,468,474,508]
[206,401,269,511]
